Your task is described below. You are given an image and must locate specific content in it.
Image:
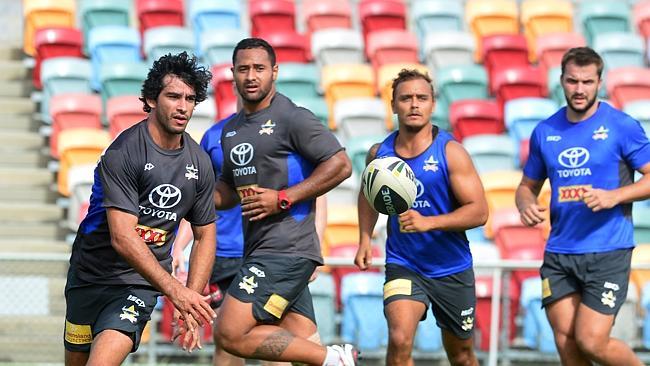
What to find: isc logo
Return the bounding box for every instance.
[237,184,259,199]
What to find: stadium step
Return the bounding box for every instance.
[0,222,65,240]
[0,80,31,97]
[0,97,34,114]
[0,113,37,132]
[0,185,55,202]
[0,60,29,80]
[0,239,69,253]
[0,167,53,186]
[0,202,63,222]
[0,130,43,150]
[0,257,68,277]
[0,149,47,167]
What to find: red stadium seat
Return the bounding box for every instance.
[33,27,83,90]
[260,31,310,63]
[49,93,103,159]
[106,95,147,137]
[136,0,184,36]
[519,138,530,168]
[493,65,545,113]
[302,0,352,36]
[329,243,382,310]
[358,0,407,46]
[250,0,296,38]
[535,32,586,77]
[634,0,650,40]
[482,34,529,95]
[23,0,76,56]
[449,99,503,142]
[474,275,496,351]
[211,63,236,120]
[366,29,418,71]
[606,67,650,109]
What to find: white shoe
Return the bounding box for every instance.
[330,344,359,366]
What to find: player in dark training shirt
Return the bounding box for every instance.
[212,38,358,365]
[63,52,217,365]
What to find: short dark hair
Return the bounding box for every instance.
[391,69,435,101]
[561,47,604,79]
[232,37,276,67]
[140,51,212,113]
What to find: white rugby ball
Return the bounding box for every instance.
[362,156,417,215]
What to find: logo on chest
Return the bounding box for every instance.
[556,147,591,178]
[139,184,181,222]
[259,119,275,135]
[411,179,430,209]
[230,143,257,177]
[423,155,439,172]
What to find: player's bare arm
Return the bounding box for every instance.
[582,162,650,212]
[355,144,381,271]
[515,175,547,226]
[241,150,352,221]
[214,179,241,210]
[400,141,488,232]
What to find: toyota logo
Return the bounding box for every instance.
[558,147,589,168]
[415,179,424,199]
[230,143,254,167]
[148,184,182,209]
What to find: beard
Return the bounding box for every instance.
[237,83,271,104]
[565,93,597,115]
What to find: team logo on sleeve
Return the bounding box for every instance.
[423,155,439,172]
[185,164,198,180]
[144,163,155,171]
[592,125,609,140]
[259,120,275,135]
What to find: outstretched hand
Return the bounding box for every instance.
[240,187,281,221]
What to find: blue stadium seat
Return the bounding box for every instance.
[504,97,557,146]
[143,26,196,65]
[411,0,464,50]
[79,0,131,53]
[422,31,475,73]
[634,207,650,243]
[593,32,645,71]
[340,272,388,352]
[415,312,443,352]
[623,100,650,135]
[463,134,516,173]
[519,277,556,353]
[88,25,141,91]
[99,61,149,106]
[334,97,386,141]
[200,28,248,66]
[311,28,365,68]
[40,57,93,122]
[309,272,337,345]
[276,62,320,100]
[435,64,488,119]
[346,134,387,176]
[579,0,632,45]
[189,0,241,51]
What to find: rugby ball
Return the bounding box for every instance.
[362,156,417,215]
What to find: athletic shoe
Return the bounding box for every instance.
[331,344,359,366]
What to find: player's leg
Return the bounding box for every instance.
[210,258,245,366]
[440,329,476,366]
[64,351,89,366]
[85,329,133,365]
[64,278,99,366]
[385,299,426,366]
[545,294,591,365]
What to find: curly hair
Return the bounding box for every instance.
[140,51,212,113]
[391,68,435,101]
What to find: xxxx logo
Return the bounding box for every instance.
[558,184,591,202]
[237,184,259,199]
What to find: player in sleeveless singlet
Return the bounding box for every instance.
[516,47,650,366]
[355,69,488,366]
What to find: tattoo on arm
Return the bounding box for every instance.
[251,329,294,360]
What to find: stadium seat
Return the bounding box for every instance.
[321,63,376,130]
[377,63,430,130]
[422,31,475,73]
[481,34,530,95]
[79,0,131,53]
[463,134,516,174]
[520,0,573,62]
[136,0,184,37]
[340,272,388,351]
[57,128,112,196]
[33,27,83,90]
[293,96,329,127]
[99,61,149,107]
[346,134,387,176]
[301,0,352,37]
[634,207,650,244]
[335,98,386,140]
[611,282,640,349]
[519,277,556,353]
[449,99,503,142]
[474,275,496,351]
[633,244,650,297]
[640,281,650,349]
[308,272,337,345]
[49,93,103,159]
[23,0,76,56]
[504,97,557,144]
[210,63,236,120]
[535,32,586,77]
[40,57,93,122]
[470,241,500,277]
[249,0,296,38]
[260,31,310,63]
[311,28,365,68]
[276,63,319,100]
[411,0,464,51]
[324,207,360,251]
[435,64,489,118]
[358,0,407,47]
[594,32,645,71]
[432,105,451,132]
[606,67,650,109]
[186,96,216,142]
[88,25,142,91]
[578,0,632,46]
[189,0,241,52]
[546,66,565,106]
[200,28,248,66]
[481,170,526,239]
[634,0,650,40]
[366,29,418,72]
[143,26,195,65]
[106,95,147,137]
[66,163,95,231]
[330,243,383,310]
[465,0,519,61]
[493,65,546,113]
[623,100,650,135]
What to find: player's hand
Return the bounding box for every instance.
[171,307,203,353]
[354,243,373,270]
[398,209,431,232]
[169,284,216,333]
[582,187,618,212]
[171,250,186,275]
[519,203,547,226]
[240,187,281,221]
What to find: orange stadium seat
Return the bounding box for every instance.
[260,30,310,63]
[632,244,650,296]
[211,63,236,120]
[634,0,650,40]
[49,93,103,159]
[323,206,360,251]
[358,0,407,46]
[321,63,375,130]
[106,95,147,137]
[23,0,76,56]
[493,65,545,113]
[366,29,419,72]
[301,0,352,37]
[377,62,429,130]
[535,32,586,77]
[520,0,573,62]
[136,0,184,37]
[465,0,519,61]
[33,27,83,90]
[449,99,503,142]
[606,67,650,109]
[57,128,112,197]
[482,34,530,95]
[481,170,524,239]
[249,0,296,38]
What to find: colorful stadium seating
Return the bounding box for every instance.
[49,93,103,159]
[321,63,375,130]
[606,67,650,109]
[334,97,386,140]
[40,57,93,122]
[482,34,530,95]
[33,27,83,90]
[79,0,132,53]
[301,0,353,37]
[88,25,142,91]
[106,95,147,137]
[260,30,310,63]
[311,28,365,68]
[143,26,195,65]
[189,0,241,51]
[422,30,475,73]
[449,99,503,142]
[346,134,386,176]
[465,0,519,61]
[200,28,248,66]
[249,0,296,38]
[23,0,76,56]
[57,128,111,196]
[435,64,489,118]
[520,0,573,62]
[136,0,184,37]
[578,0,632,46]
[366,29,419,72]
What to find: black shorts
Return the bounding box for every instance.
[383,263,476,340]
[209,256,243,309]
[540,248,633,315]
[227,255,317,325]
[64,274,160,353]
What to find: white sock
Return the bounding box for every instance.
[322,346,340,366]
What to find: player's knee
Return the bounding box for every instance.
[214,323,241,354]
[575,332,608,360]
[447,343,474,366]
[388,328,415,351]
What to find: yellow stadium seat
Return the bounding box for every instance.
[23,0,76,56]
[321,63,375,130]
[58,128,111,196]
[521,0,573,62]
[323,205,360,251]
[632,244,650,296]
[377,63,430,130]
[465,0,519,61]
